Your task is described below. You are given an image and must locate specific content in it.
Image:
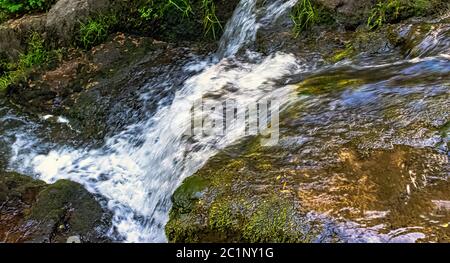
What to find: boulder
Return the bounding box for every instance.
[0,171,112,243]
[45,0,113,45]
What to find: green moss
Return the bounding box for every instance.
[172,175,210,214]
[208,199,237,232]
[243,197,305,243]
[438,121,449,138]
[297,73,366,96]
[329,44,355,63]
[0,172,46,204]
[165,213,202,243]
[29,179,104,234]
[166,136,325,243]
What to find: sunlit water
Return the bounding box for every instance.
[0,0,449,243]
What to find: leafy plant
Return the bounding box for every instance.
[0,9,8,23]
[27,0,52,10]
[20,32,49,67]
[0,0,55,15]
[78,14,118,49]
[0,32,55,91]
[367,0,401,29]
[0,0,23,13]
[291,0,318,37]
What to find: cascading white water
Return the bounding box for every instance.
[8,0,301,242]
[217,0,299,58]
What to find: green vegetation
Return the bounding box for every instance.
[367,0,401,29]
[0,9,8,23]
[0,32,59,91]
[138,0,193,20]
[290,0,334,37]
[78,14,118,49]
[200,0,222,39]
[367,0,437,29]
[208,199,237,232]
[134,0,223,38]
[171,175,210,214]
[290,0,318,37]
[329,44,354,63]
[243,198,304,243]
[0,0,55,15]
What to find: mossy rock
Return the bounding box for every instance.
[0,171,111,243]
[172,175,210,214]
[29,179,106,234]
[0,172,46,204]
[166,136,328,243]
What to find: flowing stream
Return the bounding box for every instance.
[1,0,449,243]
[4,0,304,242]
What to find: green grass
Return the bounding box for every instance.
[138,0,193,20]
[290,0,319,37]
[137,0,222,39]
[367,0,401,29]
[367,0,438,29]
[78,14,118,49]
[201,0,222,39]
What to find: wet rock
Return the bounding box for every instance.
[166,144,334,243]
[316,0,373,28]
[0,171,111,243]
[167,52,450,242]
[8,33,201,143]
[388,19,450,58]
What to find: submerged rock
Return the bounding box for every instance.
[0,172,111,243]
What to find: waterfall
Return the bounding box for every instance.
[217,0,298,58]
[7,0,301,242]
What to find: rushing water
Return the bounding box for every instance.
[4,0,304,242]
[1,0,449,243]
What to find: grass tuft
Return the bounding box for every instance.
[201,0,222,39]
[290,0,319,37]
[78,14,118,49]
